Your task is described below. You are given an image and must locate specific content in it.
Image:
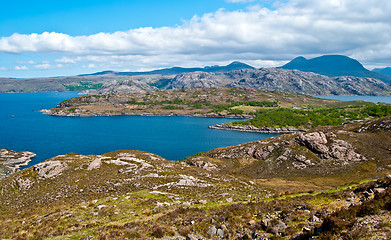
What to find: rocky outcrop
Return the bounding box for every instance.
[33,160,68,179]
[209,123,306,133]
[295,131,364,163]
[191,116,391,178]
[0,149,36,179]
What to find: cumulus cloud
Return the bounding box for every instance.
[35,63,53,69]
[83,64,97,69]
[14,66,28,70]
[1,0,391,69]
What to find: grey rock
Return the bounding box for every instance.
[84,236,96,240]
[33,160,67,179]
[216,228,224,236]
[186,234,202,240]
[271,220,287,234]
[207,225,218,236]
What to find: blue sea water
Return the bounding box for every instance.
[314,95,391,104]
[0,92,279,167]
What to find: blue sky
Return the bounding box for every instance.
[1,0,390,78]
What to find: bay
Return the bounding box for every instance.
[314,95,391,104]
[0,92,278,167]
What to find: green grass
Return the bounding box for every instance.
[230,105,391,128]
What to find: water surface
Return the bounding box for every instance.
[315,95,391,104]
[0,92,278,167]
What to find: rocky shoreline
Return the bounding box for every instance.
[0,149,36,179]
[208,123,307,133]
[41,108,253,119]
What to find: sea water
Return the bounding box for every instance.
[0,92,279,167]
[314,95,391,104]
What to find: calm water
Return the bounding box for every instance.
[0,92,279,167]
[315,95,391,104]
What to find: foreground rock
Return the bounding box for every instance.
[0,149,36,179]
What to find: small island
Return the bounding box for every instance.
[42,87,391,133]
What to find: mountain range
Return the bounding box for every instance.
[81,61,254,77]
[281,55,391,83]
[1,55,391,95]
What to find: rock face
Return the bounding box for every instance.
[0,149,36,179]
[83,80,158,94]
[295,132,363,163]
[166,71,224,90]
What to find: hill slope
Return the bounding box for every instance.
[373,67,391,76]
[0,117,390,239]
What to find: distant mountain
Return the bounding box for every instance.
[373,67,391,76]
[281,55,391,83]
[145,68,391,95]
[81,61,255,77]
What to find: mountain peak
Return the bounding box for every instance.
[279,54,391,82]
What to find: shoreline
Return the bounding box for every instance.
[41,109,254,119]
[208,123,307,133]
[0,149,37,179]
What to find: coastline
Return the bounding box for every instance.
[0,149,36,179]
[40,108,254,119]
[208,123,307,133]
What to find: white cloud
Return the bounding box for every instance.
[35,63,53,69]
[1,0,391,69]
[83,64,97,69]
[56,64,63,68]
[0,67,6,71]
[55,57,79,64]
[15,60,36,65]
[14,66,28,70]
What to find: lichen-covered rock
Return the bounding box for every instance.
[33,160,68,179]
[296,132,329,154]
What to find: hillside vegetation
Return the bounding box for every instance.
[228,104,391,129]
[0,117,390,239]
[42,87,377,119]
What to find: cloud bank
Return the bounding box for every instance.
[1,0,391,70]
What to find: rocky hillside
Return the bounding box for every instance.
[188,116,391,185]
[42,87,375,117]
[0,117,390,239]
[83,79,158,94]
[0,62,253,93]
[149,68,391,95]
[228,68,391,95]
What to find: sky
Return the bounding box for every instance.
[1,0,391,78]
